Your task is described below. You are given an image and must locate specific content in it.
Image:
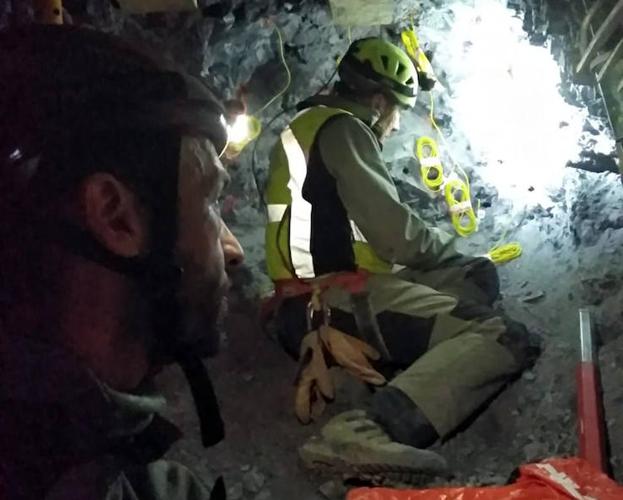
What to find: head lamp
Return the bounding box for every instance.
[224,112,262,158]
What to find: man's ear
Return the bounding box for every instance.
[80,173,147,257]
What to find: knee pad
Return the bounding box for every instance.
[465,257,500,305]
[497,319,542,370]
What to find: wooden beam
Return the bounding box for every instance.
[597,37,623,82]
[576,0,623,74]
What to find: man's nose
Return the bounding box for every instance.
[221,222,244,270]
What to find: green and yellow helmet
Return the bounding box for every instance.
[338,37,418,108]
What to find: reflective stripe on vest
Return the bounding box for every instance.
[267,204,288,223]
[350,221,368,243]
[281,126,315,279]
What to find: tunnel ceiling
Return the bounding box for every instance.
[0,0,613,117]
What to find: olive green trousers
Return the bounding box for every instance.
[320,259,534,437]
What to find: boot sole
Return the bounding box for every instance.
[299,440,443,485]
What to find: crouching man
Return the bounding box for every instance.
[264,37,541,478]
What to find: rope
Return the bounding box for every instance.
[401,22,523,262]
[415,136,444,191]
[485,224,524,265]
[256,23,292,115]
[444,178,478,237]
[421,92,523,261]
[425,93,479,236]
[486,242,523,264]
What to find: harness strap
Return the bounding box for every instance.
[272,270,392,362]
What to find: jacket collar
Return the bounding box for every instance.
[0,332,179,463]
[297,94,380,127]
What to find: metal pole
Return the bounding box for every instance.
[576,308,607,472]
[579,308,594,363]
[33,0,63,25]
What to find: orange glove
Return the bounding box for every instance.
[294,326,386,424]
[294,330,335,424]
[320,325,387,386]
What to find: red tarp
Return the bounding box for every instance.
[347,458,623,500]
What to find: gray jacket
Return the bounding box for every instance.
[0,332,220,500]
[309,94,461,271]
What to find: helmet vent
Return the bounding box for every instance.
[339,37,418,107]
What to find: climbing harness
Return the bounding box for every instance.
[267,271,392,364]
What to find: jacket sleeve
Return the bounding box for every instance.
[45,459,216,500]
[316,115,461,271]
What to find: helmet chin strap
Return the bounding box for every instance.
[178,355,225,447]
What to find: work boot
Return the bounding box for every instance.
[299,410,447,482]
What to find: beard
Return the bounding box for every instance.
[372,108,399,142]
[129,254,231,366]
[177,271,230,359]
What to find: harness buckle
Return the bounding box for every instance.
[306,288,331,332]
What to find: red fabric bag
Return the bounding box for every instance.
[347,458,623,500]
